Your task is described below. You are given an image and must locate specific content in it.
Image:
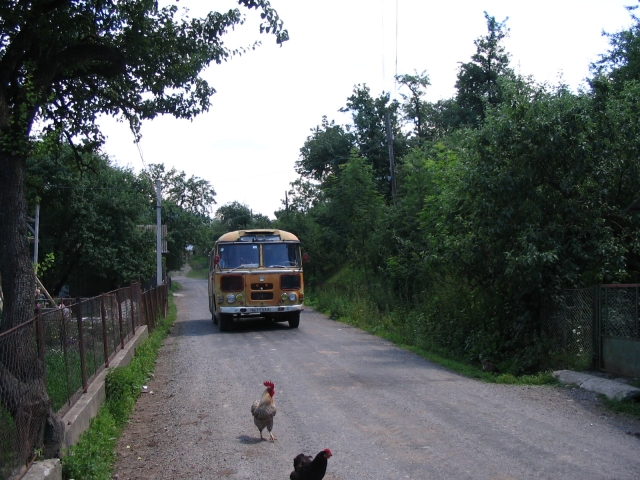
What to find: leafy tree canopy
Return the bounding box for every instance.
[454,11,512,127]
[1,0,286,328]
[0,0,288,460]
[295,116,354,182]
[395,70,431,140]
[27,137,156,295]
[215,201,272,233]
[141,163,217,217]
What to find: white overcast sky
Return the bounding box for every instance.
[99,0,637,219]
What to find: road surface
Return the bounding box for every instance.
[112,275,640,479]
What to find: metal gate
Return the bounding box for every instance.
[541,285,640,377]
[596,284,640,377]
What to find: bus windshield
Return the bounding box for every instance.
[263,243,301,267]
[218,244,260,269]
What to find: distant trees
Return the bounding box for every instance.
[215,201,273,234]
[140,164,217,271]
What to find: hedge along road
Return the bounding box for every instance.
[112,275,640,480]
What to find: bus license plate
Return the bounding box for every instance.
[248,308,270,313]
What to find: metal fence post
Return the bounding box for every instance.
[116,288,125,349]
[635,286,640,340]
[60,305,71,409]
[130,282,136,335]
[592,284,600,370]
[164,283,168,317]
[136,282,143,328]
[101,293,109,367]
[75,297,88,393]
[35,307,46,390]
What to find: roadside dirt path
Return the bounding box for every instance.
[112,276,640,479]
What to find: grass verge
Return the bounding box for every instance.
[60,282,179,480]
[308,289,640,418]
[305,293,555,387]
[368,323,555,386]
[601,396,640,418]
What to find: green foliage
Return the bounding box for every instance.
[61,286,177,479]
[27,141,156,296]
[35,252,55,277]
[312,265,557,384]
[46,335,104,412]
[600,397,640,419]
[139,163,218,272]
[455,11,513,127]
[0,0,287,333]
[592,4,640,89]
[142,164,217,217]
[340,85,408,197]
[213,201,273,234]
[395,71,432,140]
[323,153,386,268]
[288,7,640,379]
[296,116,354,182]
[1,1,288,146]
[0,405,17,479]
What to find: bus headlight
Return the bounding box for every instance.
[236,294,243,302]
[226,294,236,304]
[280,293,288,302]
[288,292,297,302]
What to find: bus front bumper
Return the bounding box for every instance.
[219,304,303,314]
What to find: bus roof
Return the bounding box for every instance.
[216,229,299,243]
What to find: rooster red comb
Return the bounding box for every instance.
[323,448,332,457]
[263,381,274,389]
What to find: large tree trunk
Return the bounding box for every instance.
[0,150,34,332]
[0,149,64,459]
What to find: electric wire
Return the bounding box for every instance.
[395,0,399,100]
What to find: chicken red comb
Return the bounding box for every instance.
[263,381,274,389]
[324,448,332,457]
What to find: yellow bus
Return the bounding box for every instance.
[208,229,306,331]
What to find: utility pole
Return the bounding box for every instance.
[385,111,397,205]
[156,180,162,286]
[285,190,289,216]
[27,204,40,267]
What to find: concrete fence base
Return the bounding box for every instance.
[16,325,149,480]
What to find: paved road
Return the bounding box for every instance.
[112,276,640,479]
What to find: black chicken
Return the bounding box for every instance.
[289,448,332,480]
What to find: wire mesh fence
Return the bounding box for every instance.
[600,285,640,340]
[0,318,44,480]
[540,287,595,358]
[540,284,640,369]
[0,281,167,479]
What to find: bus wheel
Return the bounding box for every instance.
[288,312,300,329]
[219,313,233,332]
